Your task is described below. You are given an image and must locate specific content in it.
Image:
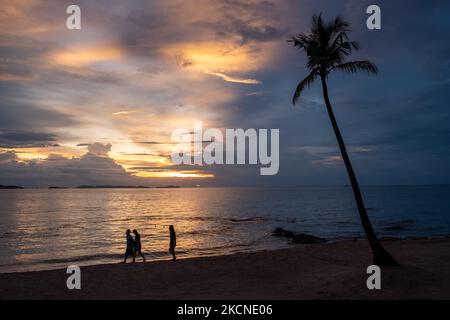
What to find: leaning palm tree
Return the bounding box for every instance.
[288,14,397,266]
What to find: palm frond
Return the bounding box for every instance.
[350,41,360,50]
[287,34,311,50]
[329,16,350,36]
[333,61,378,74]
[292,68,319,105]
[288,15,378,102]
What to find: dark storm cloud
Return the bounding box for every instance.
[0,60,34,81]
[101,0,286,59]
[195,19,285,45]
[0,35,53,81]
[0,97,78,130]
[0,130,59,148]
[0,151,17,163]
[193,0,286,45]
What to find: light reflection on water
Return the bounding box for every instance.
[0,186,449,273]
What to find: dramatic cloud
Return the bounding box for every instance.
[205,71,261,84]
[0,151,17,163]
[86,143,112,156]
[0,130,59,148]
[1,0,450,186]
[0,144,133,187]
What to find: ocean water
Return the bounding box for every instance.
[0,186,449,273]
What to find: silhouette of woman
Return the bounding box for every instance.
[123,229,135,263]
[132,229,146,262]
[169,225,176,261]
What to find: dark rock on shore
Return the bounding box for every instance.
[291,233,327,244]
[272,227,327,244]
[272,227,294,238]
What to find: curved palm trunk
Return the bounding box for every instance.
[320,75,398,266]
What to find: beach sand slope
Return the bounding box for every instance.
[1,238,449,299]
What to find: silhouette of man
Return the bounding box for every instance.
[132,229,146,262]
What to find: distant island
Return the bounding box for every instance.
[77,185,150,189]
[156,185,180,188]
[0,185,24,189]
[76,185,181,189]
[0,185,183,189]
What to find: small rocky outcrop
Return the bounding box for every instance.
[291,233,327,244]
[272,227,295,238]
[272,227,327,244]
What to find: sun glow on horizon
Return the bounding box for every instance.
[133,170,214,179]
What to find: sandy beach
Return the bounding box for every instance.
[1,238,449,300]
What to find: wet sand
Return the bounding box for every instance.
[1,238,449,299]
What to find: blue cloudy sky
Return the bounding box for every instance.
[0,0,449,187]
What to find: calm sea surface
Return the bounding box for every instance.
[0,186,449,273]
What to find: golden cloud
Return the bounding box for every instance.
[52,45,124,66]
[205,71,261,84]
[163,41,265,79]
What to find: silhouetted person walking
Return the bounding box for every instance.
[169,225,176,261]
[132,229,146,262]
[123,229,135,263]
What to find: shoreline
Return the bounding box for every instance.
[2,235,449,275]
[1,238,450,299]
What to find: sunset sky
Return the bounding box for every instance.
[1,0,450,187]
